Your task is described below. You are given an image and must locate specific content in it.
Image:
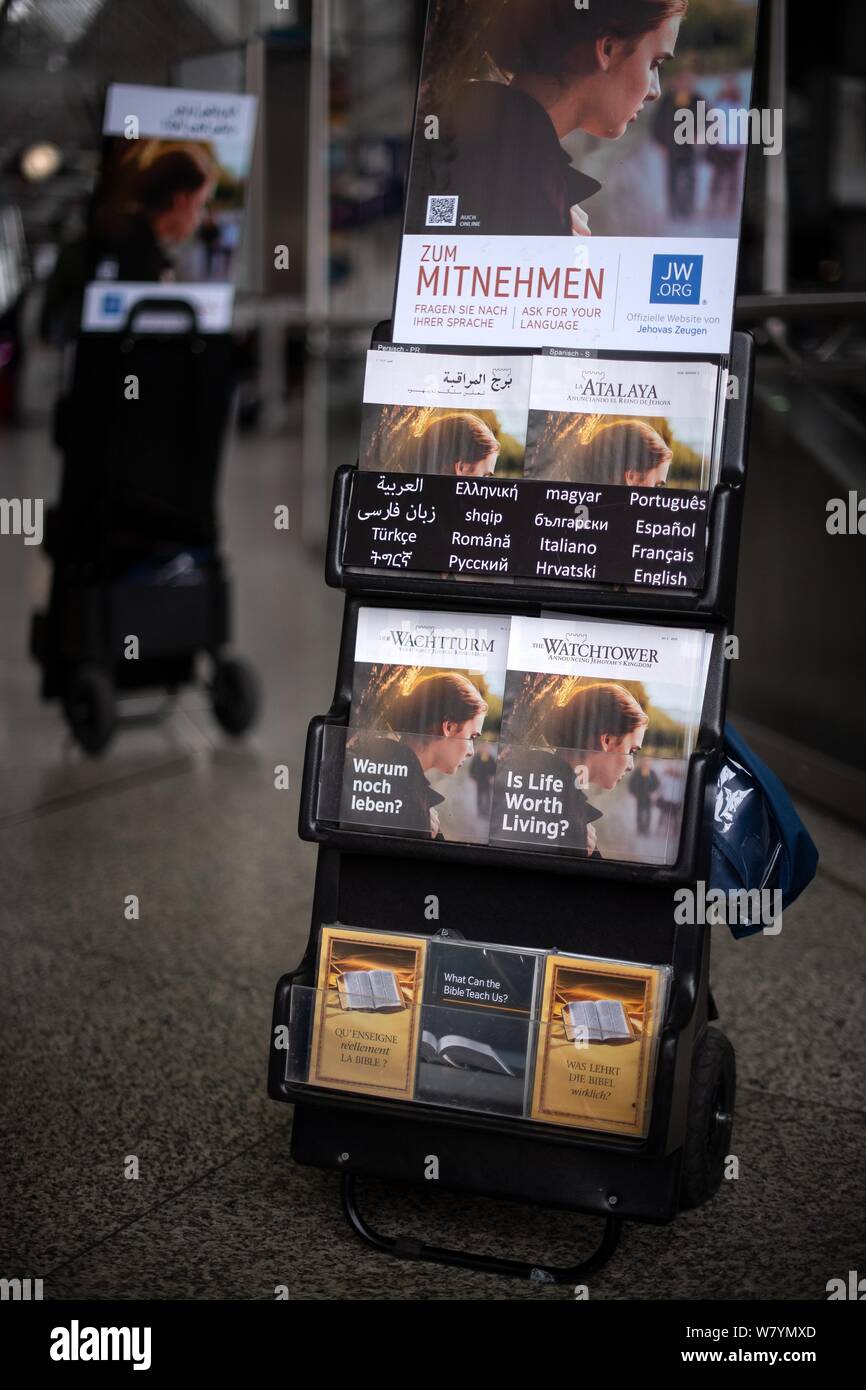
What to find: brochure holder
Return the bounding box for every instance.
[327,330,753,620]
[270,343,752,1284]
[298,600,731,885]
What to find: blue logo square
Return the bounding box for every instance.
[101,293,123,316]
[650,254,703,304]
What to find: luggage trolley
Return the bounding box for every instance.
[268,330,754,1284]
[31,298,260,754]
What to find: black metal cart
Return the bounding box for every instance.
[31,298,260,754]
[268,329,753,1284]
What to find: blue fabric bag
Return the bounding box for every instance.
[710,723,819,937]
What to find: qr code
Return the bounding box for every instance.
[426,195,458,226]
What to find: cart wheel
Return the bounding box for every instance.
[210,656,261,737]
[679,1028,736,1210]
[63,667,117,756]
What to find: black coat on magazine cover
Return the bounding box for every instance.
[405,0,686,237]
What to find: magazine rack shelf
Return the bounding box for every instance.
[270,845,720,1280]
[272,867,735,1271]
[326,331,753,620]
[298,596,732,886]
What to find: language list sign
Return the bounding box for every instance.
[344,471,708,590]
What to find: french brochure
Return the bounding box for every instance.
[309,925,429,1101]
[489,614,712,864]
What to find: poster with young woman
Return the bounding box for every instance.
[82,84,257,332]
[524,354,721,491]
[341,607,509,844]
[359,347,532,477]
[393,0,759,352]
[489,613,712,864]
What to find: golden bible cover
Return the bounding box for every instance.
[309,925,428,1100]
[531,953,668,1137]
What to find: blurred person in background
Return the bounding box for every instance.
[40,146,217,345]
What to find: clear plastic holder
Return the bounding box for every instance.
[281,983,659,1140]
[317,725,691,868]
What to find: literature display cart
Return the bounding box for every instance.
[269,332,751,1281]
[270,0,761,1283]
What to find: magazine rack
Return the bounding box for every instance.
[269,326,755,1283]
[298,600,728,886]
[327,329,752,619]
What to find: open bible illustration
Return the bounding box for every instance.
[309,927,428,1100]
[563,999,634,1046]
[420,1031,517,1076]
[337,968,405,1012]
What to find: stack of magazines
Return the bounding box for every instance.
[360,346,725,494]
[339,606,711,867]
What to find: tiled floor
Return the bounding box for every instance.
[1,413,864,1301]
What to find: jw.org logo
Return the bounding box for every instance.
[650,254,703,304]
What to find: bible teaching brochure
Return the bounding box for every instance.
[531,953,670,1137]
[309,925,429,1101]
[417,938,544,1116]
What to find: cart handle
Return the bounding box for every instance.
[123,297,200,335]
